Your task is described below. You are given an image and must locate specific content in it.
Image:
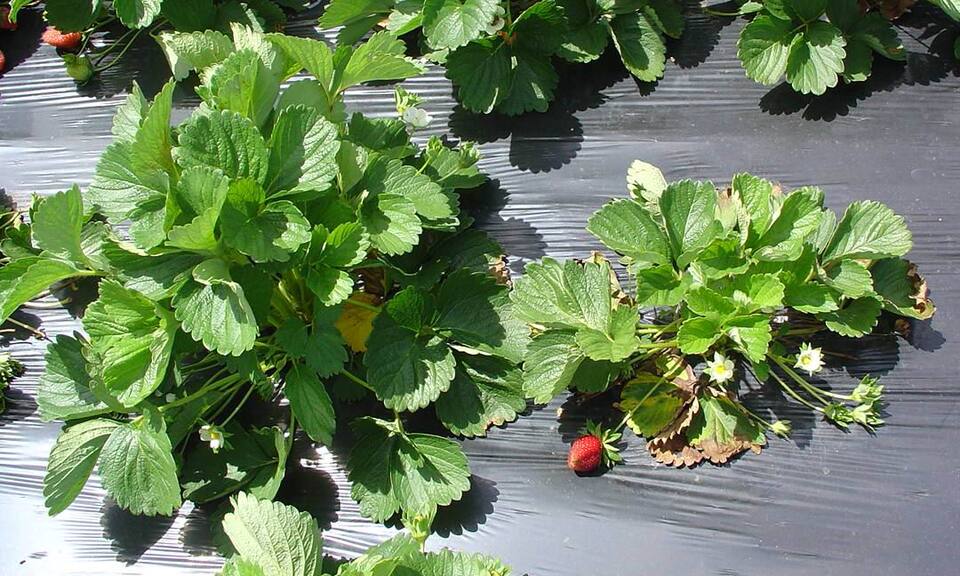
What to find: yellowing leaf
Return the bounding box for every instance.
[336,293,380,352]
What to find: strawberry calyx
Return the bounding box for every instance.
[584,420,623,468]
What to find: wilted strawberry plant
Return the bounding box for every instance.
[0,26,532,542]
[512,161,935,468]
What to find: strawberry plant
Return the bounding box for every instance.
[5,0,307,82]
[0,26,532,540]
[317,0,960,115]
[512,161,935,467]
[217,492,512,576]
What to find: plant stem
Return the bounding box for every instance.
[340,368,376,394]
[770,354,851,402]
[219,384,256,426]
[160,369,233,412]
[768,369,823,414]
[637,340,678,350]
[93,28,143,73]
[345,298,381,313]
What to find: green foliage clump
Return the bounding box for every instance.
[511,160,934,466]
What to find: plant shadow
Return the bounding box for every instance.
[99,500,177,566]
[0,6,44,79]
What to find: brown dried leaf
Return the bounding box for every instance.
[488,255,512,286]
[906,262,936,319]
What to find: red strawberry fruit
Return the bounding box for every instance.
[0,7,16,31]
[568,434,603,472]
[566,420,623,473]
[0,49,5,74]
[42,27,82,51]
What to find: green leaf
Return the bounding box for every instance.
[821,200,912,263]
[221,558,267,576]
[318,221,369,268]
[222,201,312,263]
[677,316,723,355]
[435,355,525,437]
[43,419,119,516]
[574,306,640,362]
[44,0,101,32]
[685,286,737,318]
[173,263,259,356]
[434,270,507,350]
[82,280,176,407]
[86,142,171,222]
[731,272,785,311]
[98,412,182,516]
[348,417,471,522]
[307,265,353,307]
[511,258,614,331]
[102,243,203,300]
[644,0,684,39]
[522,330,618,403]
[784,282,840,313]
[319,0,395,28]
[181,424,286,504]
[659,179,722,267]
[338,31,426,90]
[633,264,690,307]
[31,186,87,265]
[175,110,269,183]
[366,158,456,221]
[160,0,217,32]
[222,492,323,576]
[361,193,423,256]
[822,259,874,298]
[0,257,83,324]
[158,30,235,80]
[820,297,882,337]
[784,0,826,22]
[587,198,671,267]
[510,0,568,54]
[558,22,609,63]
[737,15,794,85]
[785,21,846,95]
[285,364,336,445]
[266,34,334,86]
[422,0,499,51]
[275,310,348,377]
[494,50,558,116]
[38,335,111,422]
[265,105,340,194]
[871,258,935,320]
[620,376,683,437]
[726,314,772,363]
[114,0,162,28]
[446,38,513,114]
[626,160,668,203]
[364,287,457,412]
[733,172,775,239]
[608,11,667,81]
[752,186,823,261]
[929,0,960,21]
[688,394,765,447]
[200,50,280,128]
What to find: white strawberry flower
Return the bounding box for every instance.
[402,106,432,130]
[704,352,735,384]
[199,424,224,453]
[794,342,824,375]
[484,5,506,35]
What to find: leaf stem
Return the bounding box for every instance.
[770,354,851,402]
[768,369,823,414]
[340,368,376,394]
[219,384,256,427]
[345,298,381,313]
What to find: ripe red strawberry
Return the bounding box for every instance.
[567,420,623,474]
[42,27,82,51]
[0,7,16,31]
[567,434,603,472]
[0,49,5,74]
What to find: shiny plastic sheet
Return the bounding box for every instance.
[1,4,959,575]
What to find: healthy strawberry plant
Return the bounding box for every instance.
[5,0,306,82]
[0,26,532,541]
[512,161,935,467]
[217,492,512,576]
[316,0,960,114]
